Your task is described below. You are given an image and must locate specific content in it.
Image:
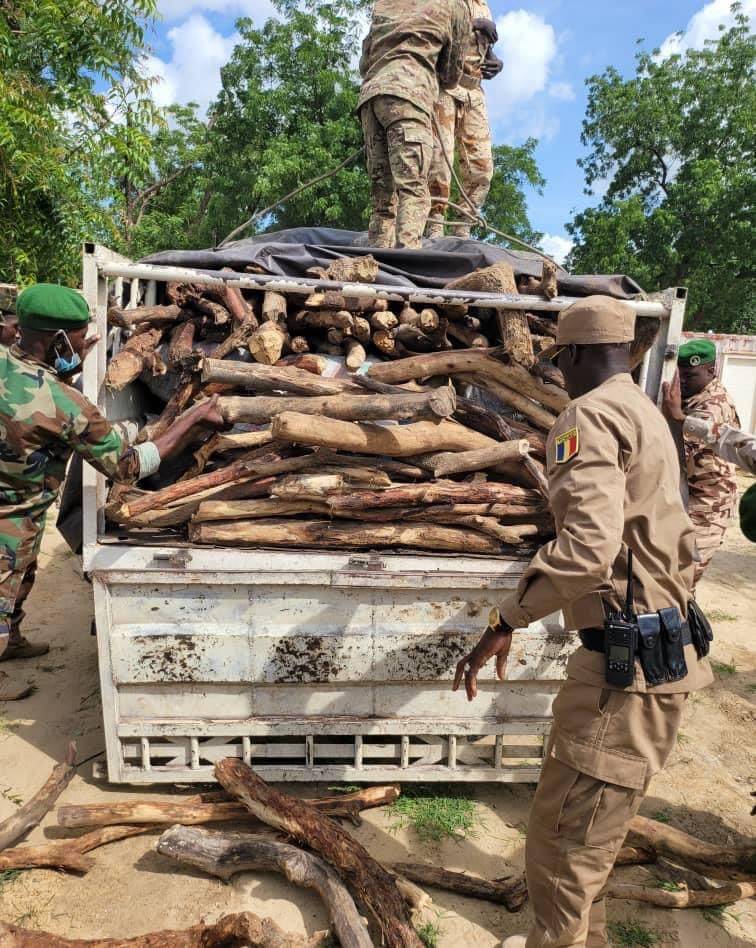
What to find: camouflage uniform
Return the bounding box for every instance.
[683,416,756,475]
[359,0,471,249]
[683,377,740,584]
[427,0,495,239]
[0,346,141,639]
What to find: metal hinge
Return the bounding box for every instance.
[151,551,192,569]
[346,553,385,571]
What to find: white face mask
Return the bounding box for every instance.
[52,331,82,375]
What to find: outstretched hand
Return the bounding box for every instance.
[452,622,514,702]
[189,394,226,429]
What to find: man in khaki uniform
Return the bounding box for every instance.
[426,2,502,239]
[358,0,471,249]
[453,297,712,948]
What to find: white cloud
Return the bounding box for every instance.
[540,233,574,265]
[548,81,576,102]
[159,0,275,22]
[486,10,558,121]
[146,15,239,112]
[658,0,756,58]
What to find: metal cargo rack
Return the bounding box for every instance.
[82,243,686,784]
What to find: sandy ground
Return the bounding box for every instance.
[0,486,754,947]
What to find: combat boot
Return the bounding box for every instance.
[0,633,49,661]
[0,670,33,701]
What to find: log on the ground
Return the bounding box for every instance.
[201,359,361,396]
[0,825,152,873]
[392,862,528,913]
[214,759,423,948]
[0,913,318,947]
[272,413,494,458]
[329,480,539,512]
[158,826,372,948]
[413,440,529,478]
[628,815,756,874]
[105,328,165,391]
[0,742,76,852]
[219,388,455,425]
[615,846,657,866]
[191,519,503,555]
[607,880,756,908]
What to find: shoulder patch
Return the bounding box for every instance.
[555,426,580,464]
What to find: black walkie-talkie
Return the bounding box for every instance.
[604,550,638,687]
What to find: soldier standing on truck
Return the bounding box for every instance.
[0,284,225,701]
[425,3,503,239]
[358,0,471,249]
[662,339,740,586]
[452,297,713,948]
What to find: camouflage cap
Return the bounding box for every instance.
[541,295,636,361]
[740,483,756,543]
[678,339,716,368]
[17,284,90,332]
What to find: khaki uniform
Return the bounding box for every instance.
[427,0,495,238]
[358,0,470,248]
[499,373,712,948]
[682,378,740,584]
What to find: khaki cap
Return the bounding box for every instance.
[542,295,636,360]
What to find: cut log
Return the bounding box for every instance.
[308,254,379,284]
[454,396,514,442]
[414,440,530,478]
[167,320,197,367]
[219,388,456,425]
[109,304,185,330]
[615,846,656,867]
[394,325,436,353]
[307,450,428,482]
[527,313,558,338]
[607,880,756,908]
[213,284,258,331]
[194,499,330,522]
[189,429,274,476]
[201,359,361,396]
[352,317,371,345]
[105,327,165,391]
[628,815,756,874]
[190,519,502,555]
[344,338,367,372]
[538,259,558,299]
[58,787,400,830]
[272,472,391,500]
[445,262,518,295]
[334,503,547,525]
[249,321,288,366]
[290,335,310,354]
[0,913,317,947]
[370,311,398,332]
[458,373,557,431]
[0,742,76,852]
[392,863,528,913]
[522,454,550,499]
[276,354,326,374]
[0,825,152,873]
[328,480,539,511]
[158,826,372,948]
[272,413,494,458]
[290,309,355,333]
[214,759,424,948]
[138,376,199,443]
[372,329,396,355]
[448,322,489,349]
[191,297,232,326]
[262,291,288,323]
[497,310,535,368]
[630,317,661,370]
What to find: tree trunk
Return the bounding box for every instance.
[328,480,539,512]
[249,321,288,366]
[190,519,502,555]
[392,862,528,913]
[219,388,455,425]
[105,328,165,391]
[271,413,495,457]
[0,826,152,874]
[201,359,361,396]
[213,759,424,948]
[412,440,529,478]
[0,742,76,852]
[157,826,372,948]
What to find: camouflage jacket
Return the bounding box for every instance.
[683,417,756,476]
[683,377,740,517]
[447,0,494,102]
[0,346,140,527]
[359,0,471,116]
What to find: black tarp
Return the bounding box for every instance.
[142,227,645,300]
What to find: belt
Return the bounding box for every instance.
[579,621,692,653]
[458,74,482,91]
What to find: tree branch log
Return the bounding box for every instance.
[392,862,528,913]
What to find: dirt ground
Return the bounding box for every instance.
[0,484,754,947]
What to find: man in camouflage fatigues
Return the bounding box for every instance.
[358,0,471,249]
[0,284,223,699]
[666,340,740,585]
[426,1,501,239]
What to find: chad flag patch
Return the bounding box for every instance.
[555,427,579,464]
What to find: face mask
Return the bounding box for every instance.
[53,331,82,376]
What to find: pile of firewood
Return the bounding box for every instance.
[103,258,659,555]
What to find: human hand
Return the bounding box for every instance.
[481,51,503,80]
[189,394,226,429]
[472,17,498,43]
[662,372,685,422]
[453,614,514,702]
[82,333,101,361]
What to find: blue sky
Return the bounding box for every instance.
[146,0,754,261]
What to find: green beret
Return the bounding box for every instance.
[678,339,716,367]
[17,284,90,332]
[740,483,756,543]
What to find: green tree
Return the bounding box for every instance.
[0,0,158,284]
[476,139,545,246]
[567,5,755,333]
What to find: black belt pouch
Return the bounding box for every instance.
[659,607,688,682]
[688,600,714,658]
[638,613,666,686]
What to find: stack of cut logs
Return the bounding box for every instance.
[104,257,660,555]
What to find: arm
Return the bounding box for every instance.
[438,1,471,90]
[661,373,691,508]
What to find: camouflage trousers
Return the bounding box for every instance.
[360,95,434,249]
[0,505,47,642]
[689,506,732,586]
[426,88,493,239]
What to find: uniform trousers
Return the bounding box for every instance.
[426,88,493,238]
[688,507,730,586]
[360,95,434,249]
[524,678,686,947]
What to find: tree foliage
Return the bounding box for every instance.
[477,139,545,246]
[567,4,755,333]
